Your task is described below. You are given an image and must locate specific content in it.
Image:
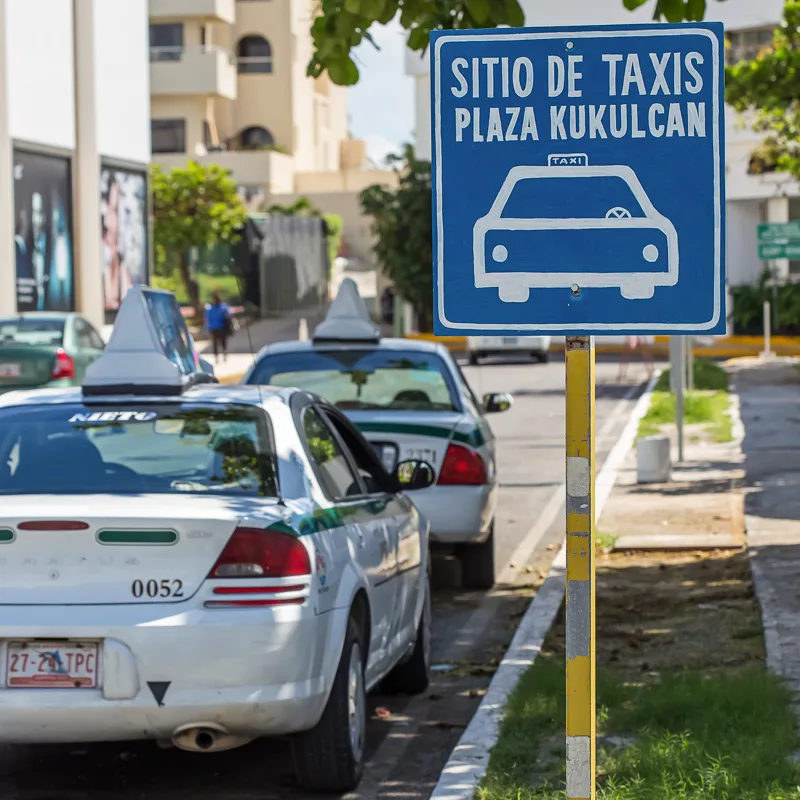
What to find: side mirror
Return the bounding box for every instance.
[393,459,435,492]
[483,392,513,414]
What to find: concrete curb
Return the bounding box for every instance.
[428,370,661,800]
[731,378,786,677]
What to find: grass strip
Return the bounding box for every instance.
[655,358,730,392]
[638,390,732,443]
[477,655,800,800]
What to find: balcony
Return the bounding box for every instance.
[152,149,296,195]
[150,45,237,100]
[149,0,235,23]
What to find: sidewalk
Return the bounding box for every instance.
[733,358,800,698]
[599,402,745,552]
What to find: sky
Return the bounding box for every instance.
[346,18,415,167]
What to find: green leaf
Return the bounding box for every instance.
[466,0,490,24]
[327,55,360,85]
[622,0,649,8]
[502,0,525,28]
[685,0,705,20]
[657,0,687,22]
[344,0,361,13]
[407,26,429,50]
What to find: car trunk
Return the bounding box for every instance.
[0,494,277,605]
[347,410,467,479]
[0,344,59,391]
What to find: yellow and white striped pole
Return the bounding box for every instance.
[565,335,596,800]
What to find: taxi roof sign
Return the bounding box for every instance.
[313,278,380,343]
[83,286,215,395]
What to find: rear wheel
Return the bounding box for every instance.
[382,571,431,695]
[292,616,366,792]
[460,524,496,590]
[469,352,479,366]
[535,351,549,363]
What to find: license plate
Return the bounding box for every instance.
[6,641,99,689]
[502,337,517,345]
[0,363,21,378]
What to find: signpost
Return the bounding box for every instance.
[431,22,725,800]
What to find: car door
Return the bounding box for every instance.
[321,405,421,662]
[300,405,398,675]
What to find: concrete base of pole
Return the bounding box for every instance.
[637,436,671,483]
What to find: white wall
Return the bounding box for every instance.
[94,0,151,164]
[727,200,763,287]
[517,0,785,27]
[5,0,75,150]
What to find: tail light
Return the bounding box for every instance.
[437,443,487,486]
[51,349,74,379]
[207,527,311,580]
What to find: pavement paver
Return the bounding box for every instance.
[735,360,800,692]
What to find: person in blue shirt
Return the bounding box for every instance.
[204,292,233,363]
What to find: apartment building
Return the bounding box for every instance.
[0,0,151,329]
[148,0,367,197]
[406,0,795,294]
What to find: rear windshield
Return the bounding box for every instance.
[0,403,279,497]
[0,318,64,347]
[248,349,460,412]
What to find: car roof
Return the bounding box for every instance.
[254,335,448,360]
[0,383,297,410]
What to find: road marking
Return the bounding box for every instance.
[496,380,640,585]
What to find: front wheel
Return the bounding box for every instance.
[292,617,366,792]
[468,352,479,366]
[534,351,549,363]
[460,524,496,590]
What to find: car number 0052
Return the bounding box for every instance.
[131,579,184,599]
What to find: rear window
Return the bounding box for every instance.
[248,349,460,412]
[0,403,279,497]
[0,318,64,346]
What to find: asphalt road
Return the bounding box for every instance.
[0,353,655,800]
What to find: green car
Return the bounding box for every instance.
[0,313,106,394]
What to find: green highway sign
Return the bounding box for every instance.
[758,221,800,241]
[759,241,800,260]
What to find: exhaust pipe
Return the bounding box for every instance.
[170,722,253,753]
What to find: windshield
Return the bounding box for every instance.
[249,350,460,412]
[500,175,646,219]
[0,318,64,347]
[0,402,279,497]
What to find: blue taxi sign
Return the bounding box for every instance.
[431,23,726,335]
[83,286,215,395]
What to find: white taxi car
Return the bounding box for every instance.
[244,280,512,590]
[0,287,432,793]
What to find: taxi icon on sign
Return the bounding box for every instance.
[473,153,679,304]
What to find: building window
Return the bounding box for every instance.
[726,26,774,65]
[237,35,273,73]
[151,119,187,154]
[150,23,184,62]
[239,126,275,150]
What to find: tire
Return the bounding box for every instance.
[468,352,479,366]
[292,616,367,793]
[536,351,550,363]
[382,572,431,695]
[460,524,496,590]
